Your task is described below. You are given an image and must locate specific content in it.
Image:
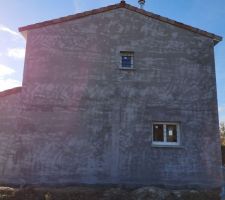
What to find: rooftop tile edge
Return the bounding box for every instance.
[18,2,222,43]
[18,3,121,32]
[0,87,22,98]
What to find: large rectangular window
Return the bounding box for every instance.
[152,122,180,146]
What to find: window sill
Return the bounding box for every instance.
[118,67,136,70]
[151,144,184,149]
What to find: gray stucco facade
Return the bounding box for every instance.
[0,2,222,188]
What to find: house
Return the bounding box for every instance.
[0,1,222,189]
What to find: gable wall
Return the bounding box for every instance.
[0,8,221,187]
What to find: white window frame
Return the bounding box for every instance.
[119,51,134,69]
[152,122,180,146]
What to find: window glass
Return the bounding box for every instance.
[122,56,132,68]
[120,52,134,69]
[166,124,177,142]
[153,124,164,142]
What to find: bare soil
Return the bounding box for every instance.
[0,186,220,200]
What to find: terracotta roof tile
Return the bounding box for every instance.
[18,1,222,44]
[0,87,22,98]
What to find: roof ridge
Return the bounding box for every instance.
[18,1,222,44]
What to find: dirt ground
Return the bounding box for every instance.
[0,186,220,200]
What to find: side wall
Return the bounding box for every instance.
[0,8,222,188]
[0,89,23,184]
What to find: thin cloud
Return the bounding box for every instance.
[0,78,21,92]
[73,0,122,13]
[7,48,25,59]
[0,24,22,38]
[74,0,82,13]
[219,105,225,123]
[219,105,225,113]
[0,64,21,92]
[220,117,225,124]
[0,64,15,77]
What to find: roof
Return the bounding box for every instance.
[18,1,222,45]
[0,87,22,98]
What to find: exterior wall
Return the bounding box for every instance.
[0,8,222,188]
[0,90,23,184]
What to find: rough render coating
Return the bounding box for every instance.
[0,8,222,188]
[19,2,222,44]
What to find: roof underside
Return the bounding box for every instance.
[19,1,222,45]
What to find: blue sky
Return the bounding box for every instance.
[0,0,224,122]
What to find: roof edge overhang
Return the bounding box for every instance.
[20,30,28,40]
[18,2,222,45]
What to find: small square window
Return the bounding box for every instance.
[120,51,134,69]
[152,122,180,146]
